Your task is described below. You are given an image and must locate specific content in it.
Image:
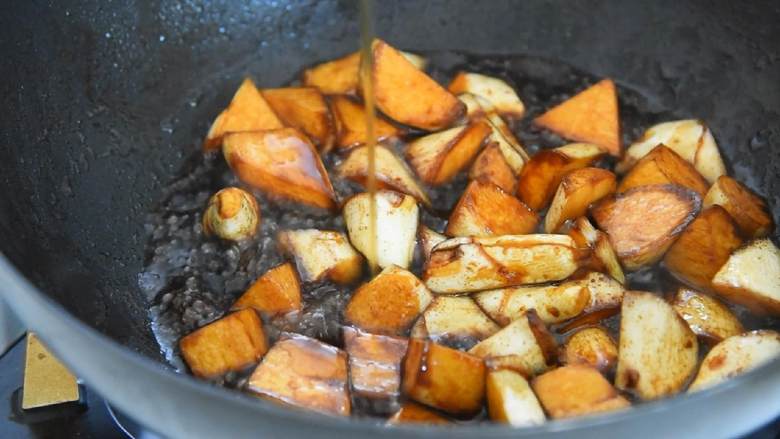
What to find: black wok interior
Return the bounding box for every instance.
[1,0,779,399]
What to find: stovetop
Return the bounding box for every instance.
[0,335,777,439]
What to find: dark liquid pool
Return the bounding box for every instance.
[139,52,778,420]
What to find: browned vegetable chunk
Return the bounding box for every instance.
[566,217,625,284]
[342,327,408,399]
[618,144,709,197]
[703,175,775,238]
[446,180,539,237]
[561,327,618,374]
[418,296,500,349]
[711,239,780,316]
[448,72,526,119]
[469,142,517,193]
[179,309,267,379]
[516,143,605,210]
[232,263,301,316]
[247,334,350,416]
[387,402,450,425]
[534,79,621,156]
[591,184,701,270]
[663,206,743,291]
[406,120,492,186]
[418,225,447,262]
[672,288,744,345]
[262,87,335,151]
[544,167,616,233]
[474,282,590,325]
[202,187,260,242]
[486,369,546,427]
[302,52,361,95]
[615,291,698,400]
[532,365,630,418]
[402,339,486,416]
[344,265,433,335]
[277,229,363,285]
[222,129,337,210]
[368,39,464,130]
[203,78,283,151]
[330,95,400,149]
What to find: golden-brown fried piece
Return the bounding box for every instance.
[262,87,335,151]
[402,339,486,416]
[663,206,743,291]
[485,369,546,427]
[474,282,590,325]
[615,291,698,400]
[618,144,709,197]
[202,187,260,242]
[418,296,500,349]
[203,78,283,151]
[386,402,450,425]
[544,167,616,233]
[342,327,408,399]
[232,263,301,316]
[329,95,400,149]
[222,128,337,210]
[560,327,618,374]
[247,334,350,416]
[566,217,625,284]
[406,120,492,186]
[448,72,526,119]
[469,142,517,193]
[179,309,267,379]
[368,39,464,130]
[703,175,775,238]
[418,225,447,262]
[302,52,362,95]
[277,229,363,285]
[532,365,630,418]
[516,143,605,211]
[591,184,701,270]
[672,288,744,345]
[711,239,780,316]
[534,79,621,156]
[446,180,539,237]
[344,265,433,335]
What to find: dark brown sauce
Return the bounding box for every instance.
[140,51,778,419]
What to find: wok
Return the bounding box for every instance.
[1,0,779,437]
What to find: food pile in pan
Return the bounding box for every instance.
[176,38,780,426]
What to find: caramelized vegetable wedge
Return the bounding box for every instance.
[262,87,335,151]
[419,296,500,349]
[591,184,701,270]
[448,72,526,119]
[486,369,546,427]
[368,39,465,130]
[232,262,302,316]
[534,79,621,156]
[703,175,775,238]
[688,330,780,393]
[418,225,446,261]
[458,92,494,120]
[203,78,283,151]
[338,144,430,206]
[424,234,585,293]
[560,327,618,374]
[202,187,261,242]
[343,190,419,269]
[517,143,605,211]
[469,142,517,193]
[223,129,337,210]
[387,402,450,425]
[554,272,626,333]
[468,311,557,375]
[486,115,529,174]
[179,309,267,379]
[342,327,408,399]
[618,119,726,183]
[446,180,539,237]
[532,365,630,419]
[615,291,698,400]
[672,288,744,345]
[567,217,625,284]
[711,239,780,316]
[402,339,486,416]
[344,265,433,335]
[663,206,743,291]
[247,334,350,416]
[544,167,617,233]
[474,282,590,325]
[618,144,709,197]
[277,229,363,284]
[302,52,362,95]
[330,95,400,149]
[406,120,492,185]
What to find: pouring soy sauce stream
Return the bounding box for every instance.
[359,0,379,275]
